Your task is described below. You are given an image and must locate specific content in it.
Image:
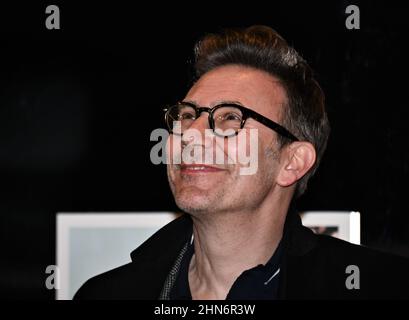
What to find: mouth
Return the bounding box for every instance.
[179,164,226,174]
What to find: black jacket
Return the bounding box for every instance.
[74,212,409,299]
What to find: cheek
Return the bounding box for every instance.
[259,142,281,183]
[225,128,260,175]
[166,135,182,164]
[216,131,250,162]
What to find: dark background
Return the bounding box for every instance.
[0,1,408,299]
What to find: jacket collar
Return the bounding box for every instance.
[283,202,317,257]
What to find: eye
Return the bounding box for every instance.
[179,112,196,120]
[221,112,241,121]
[177,106,196,121]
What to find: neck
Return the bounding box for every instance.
[188,194,291,300]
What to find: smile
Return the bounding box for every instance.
[180,164,226,174]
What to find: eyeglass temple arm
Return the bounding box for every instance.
[246,110,299,141]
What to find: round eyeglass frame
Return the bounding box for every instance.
[163,101,299,141]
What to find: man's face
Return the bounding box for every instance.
[167,65,288,215]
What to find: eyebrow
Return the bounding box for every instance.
[181,99,246,108]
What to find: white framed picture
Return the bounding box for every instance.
[300,211,361,245]
[56,212,179,300]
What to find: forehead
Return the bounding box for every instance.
[185,65,287,120]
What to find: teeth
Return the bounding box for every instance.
[189,166,206,170]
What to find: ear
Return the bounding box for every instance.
[276,142,316,188]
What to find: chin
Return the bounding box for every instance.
[175,190,215,214]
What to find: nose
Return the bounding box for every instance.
[181,112,211,146]
[185,112,210,133]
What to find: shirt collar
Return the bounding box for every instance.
[169,236,284,300]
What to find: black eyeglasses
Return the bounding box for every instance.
[163,101,299,141]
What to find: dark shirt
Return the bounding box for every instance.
[169,238,283,300]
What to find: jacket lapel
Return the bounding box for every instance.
[129,214,193,298]
[278,209,320,299]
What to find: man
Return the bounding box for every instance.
[74,25,409,299]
